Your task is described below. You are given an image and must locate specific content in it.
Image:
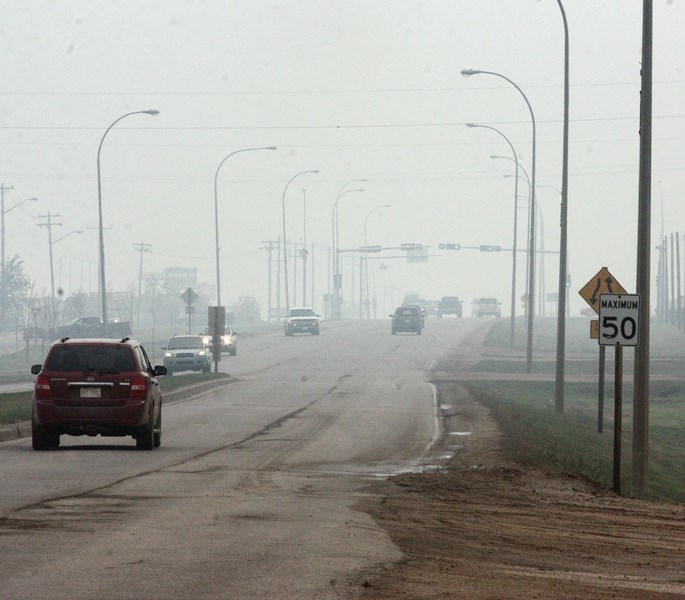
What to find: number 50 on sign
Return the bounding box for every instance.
[598,294,640,347]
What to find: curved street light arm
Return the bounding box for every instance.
[97,109,159,335]
[469,122,520,347]
[361,204,390,319]
[462,68,537,372]
[282,170,318,312]
[213,146,277,307]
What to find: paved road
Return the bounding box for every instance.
[0,318,480,599]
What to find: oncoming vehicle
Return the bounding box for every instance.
[284,307,320,336]
[437,296,463,318]
[201,324,237,356]
[390,305,422,335]
[472,297,502,318]
[30,337,166,451]
[162,335,211,375]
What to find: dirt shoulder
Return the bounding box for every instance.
[357,329,685,599]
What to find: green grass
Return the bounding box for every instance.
[0,391,33,424]
[463,380,685,502]
[466,316,685,503]
[0,372,230,426]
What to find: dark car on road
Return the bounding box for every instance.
[162,335,211,375]
[437,296,463,318]
[30,337,166,450]
[390,305,423,335]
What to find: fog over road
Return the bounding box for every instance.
[0,318,481,599]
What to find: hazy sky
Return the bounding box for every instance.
[1,1,683,319]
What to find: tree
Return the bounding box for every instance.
[231,296,261,324]
[1,255,32,331]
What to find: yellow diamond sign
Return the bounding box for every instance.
[578,267,627,314]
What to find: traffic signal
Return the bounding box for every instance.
[439,243,460,250]
[480,244,494,252]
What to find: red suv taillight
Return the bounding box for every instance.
[35,375,52,399]
[129,375,148,398]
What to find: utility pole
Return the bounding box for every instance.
[262,240,278,321]
[633,0,652,493]
[276,237,281,319]
[133,242,152,328]
[37,212,63,331]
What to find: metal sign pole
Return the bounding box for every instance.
[598,345,605,434]
[613,345,623,495]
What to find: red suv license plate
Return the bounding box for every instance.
[80,387,101,398]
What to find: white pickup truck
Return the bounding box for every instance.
[201,324,237,355]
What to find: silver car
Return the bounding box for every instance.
[162,335,211,375]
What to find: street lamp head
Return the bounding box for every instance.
[267,146,278,151]
[143,109,160,116]
[311,170,319,174]
[466,123,478,128]
[490,155,506,160]
[461,69,482,77]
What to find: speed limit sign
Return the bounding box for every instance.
[598,294,640,346]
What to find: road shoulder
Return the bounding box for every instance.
[354,329,685,599]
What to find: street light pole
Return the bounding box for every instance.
[214,146,277,307]
[468,122,520,346]
[282,170,318,313]
[551,0,571,414]
[461,69,537,373]
[331,181,366,319]
[301,189,308,306]
[362,204,390,319]
[97,109,159,337]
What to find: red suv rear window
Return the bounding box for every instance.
[44,345,136,372]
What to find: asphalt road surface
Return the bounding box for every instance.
[0,317,480,599]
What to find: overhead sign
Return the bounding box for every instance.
[359,245,382,253]
[400,243,422,251]
[578,267,627,314]
[180,287,199,306]
[598,294,640,347]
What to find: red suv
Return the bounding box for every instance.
[30,337,167,451]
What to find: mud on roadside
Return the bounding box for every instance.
[355,366,685,599]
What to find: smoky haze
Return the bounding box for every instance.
[2,1,683,321]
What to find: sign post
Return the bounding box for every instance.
[598,292,641,495]
[579,268,628,437]
[208,306,225,373]
[579,269,638,495]
[180,287,200,335]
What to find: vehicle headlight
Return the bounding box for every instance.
[198,351,206,357]
[164,352,172,358]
